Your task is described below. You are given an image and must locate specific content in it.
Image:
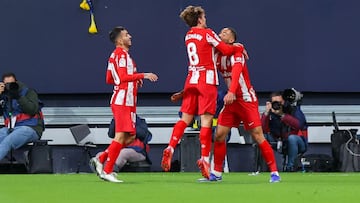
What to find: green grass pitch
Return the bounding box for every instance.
[0,172,359,203]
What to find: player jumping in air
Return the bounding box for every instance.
[161,5,244,179]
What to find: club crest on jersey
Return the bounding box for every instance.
[119,55,126,67]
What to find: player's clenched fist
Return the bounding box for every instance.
[170,90,184,103]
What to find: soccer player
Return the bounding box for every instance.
[161,5,244,179]
[90,26,158,183]
[209,27,280,183]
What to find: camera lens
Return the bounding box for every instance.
[5,82,19,91]
[271,101,282,110]
[282,89,296,103]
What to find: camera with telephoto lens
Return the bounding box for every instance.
[282,88,303,106]
[271,88,303,111]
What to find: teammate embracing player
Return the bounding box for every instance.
[161,5,244,179]
[209,27,281,183]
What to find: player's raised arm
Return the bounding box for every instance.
[144,73,158,82]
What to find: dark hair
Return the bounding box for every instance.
[109,26,126,44]
[180,6,205,27]
[2,72,17,81]
[227,27,237,42]
[270,91,282,101]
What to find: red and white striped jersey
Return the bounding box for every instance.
[184,27,242,85]
[216,50,257,102]
[106,47,144,106]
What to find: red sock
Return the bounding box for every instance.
[259,140,278,172]
[168,120,188,149]
[199,127,212,158]
[103,141,123,174]
[98,151,108,163]
[213,141,226,172]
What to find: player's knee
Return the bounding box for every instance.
[182,118,193,125]
[215,127,229,142]
[249,127,265,143]
[200,115,213,127]
[181,113,194,125]
[214,134,226,142]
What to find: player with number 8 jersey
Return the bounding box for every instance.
[161,5,244,179]
[183,27,242,119]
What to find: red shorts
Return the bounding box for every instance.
[180,80,217,115]
[111,104,136,135]
[218,100,261,130]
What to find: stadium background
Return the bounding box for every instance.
[0,0,359,175]
[1,0,360,96]
[1,3,360,201]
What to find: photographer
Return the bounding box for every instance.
[261,89,307,172]
[0,72,44,161]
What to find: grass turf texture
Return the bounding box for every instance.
[0,172,358,203]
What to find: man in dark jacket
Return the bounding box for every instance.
[261,91,307,172]
[0,72,44,161]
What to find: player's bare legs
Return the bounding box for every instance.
[95,133,134,176]
[248,126,280,182]
[197,113,213,179]
[248,127,278,172]
[94,132,133,183]
[211,125,280,182]
[210,124,230,181]
[161,113,193,172]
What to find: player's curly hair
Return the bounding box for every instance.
[179,5,205,27]
[109,26,126,44]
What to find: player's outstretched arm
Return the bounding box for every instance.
[217,42,244,56]
[106,68,145,85]
[144,73,158,82]
[206,30,244,56]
